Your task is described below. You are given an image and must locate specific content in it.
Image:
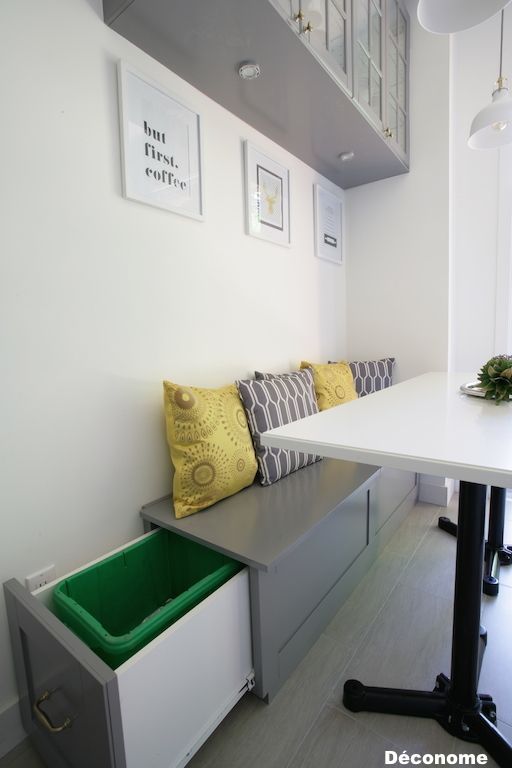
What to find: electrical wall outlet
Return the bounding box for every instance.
[25,564,56,592]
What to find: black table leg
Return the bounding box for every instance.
[483,487,512,596]
[343,481,512,767]
[439,485,511,596]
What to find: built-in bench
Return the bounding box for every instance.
[3,461,417,768]
[141,458,417,701]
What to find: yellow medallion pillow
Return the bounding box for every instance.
[300,361,357,410]
[163,381,258,518]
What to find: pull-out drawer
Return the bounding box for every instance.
[4,530,253,768]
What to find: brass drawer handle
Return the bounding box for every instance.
[33,690,72,734]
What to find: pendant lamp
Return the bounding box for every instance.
[417,0,511,34]
[468,11,512,149]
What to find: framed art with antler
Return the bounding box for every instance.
[244,141,290,246]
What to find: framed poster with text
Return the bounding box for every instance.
[117,62,203,219]
[314,184,342,264]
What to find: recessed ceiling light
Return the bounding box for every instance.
[238,62,261,80]
[338,151,355,162]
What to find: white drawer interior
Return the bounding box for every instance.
[117,567,252,768]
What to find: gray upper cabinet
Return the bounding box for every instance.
[385,0,409,162]
[353,0,384,129]
[353,0,410,160]
[103,0,409,188]
[271,0,409,164]
[273,1,352,94]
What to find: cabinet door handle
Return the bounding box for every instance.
[303,21,313,33]
[384,128,394,139]
[33,690,72,734]
[294,11,305,22]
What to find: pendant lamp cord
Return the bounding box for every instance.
[499,9,504,81]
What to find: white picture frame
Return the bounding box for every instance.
[244,141,290,246]
[117,62,203,220]
[314,184,343,264]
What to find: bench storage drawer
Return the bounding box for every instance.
[4,530,253,768]
[141,459,417,701]
[374,467,417,533]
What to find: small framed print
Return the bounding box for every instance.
[244,141,290,246]
[117,62,203,220]
[314,184,343,264]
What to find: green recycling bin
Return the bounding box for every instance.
[53,529,242,668]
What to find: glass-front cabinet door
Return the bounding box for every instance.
[353,0,384,129]
[270,0,352,94]
[271,0,300,19]
[385,0,409,161]
[304,1,352,93]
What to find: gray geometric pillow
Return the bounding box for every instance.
[332,358,395,397]
[254,369,304,381]
[236,369,321,486]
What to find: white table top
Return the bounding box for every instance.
[261,372,512,488]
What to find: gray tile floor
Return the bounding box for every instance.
[2,493,511,768]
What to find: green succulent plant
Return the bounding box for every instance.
[477,355,512,403]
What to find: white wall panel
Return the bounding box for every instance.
[345,9,451,383]
[0,0,346,723]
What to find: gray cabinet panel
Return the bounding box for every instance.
[103,0,134,25]
[263,487,369,645]
[373,467,416,533]
[250,481,371,699]
[4,580,123,768]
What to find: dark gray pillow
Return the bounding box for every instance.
[236,369,321,486]
[329,358,395,397]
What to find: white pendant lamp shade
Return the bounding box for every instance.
[467,9,512,149]
[417,0,512,34]
[468,86,512,148]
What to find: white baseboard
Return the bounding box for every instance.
[0,700,26,759]
[418,475,455,507]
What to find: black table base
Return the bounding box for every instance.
[438,486,512,596]
[343,482,512,768]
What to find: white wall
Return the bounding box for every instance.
[345,3,512,509]
[0,0,348,739]
[450,13,512,371]
[344,4,451,509]
[345,4,512,383]
[345,8,451,383]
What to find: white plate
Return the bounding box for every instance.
[460,382,486,398]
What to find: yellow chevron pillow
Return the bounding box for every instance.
[300,361,357,410]
[163,381,258,518]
